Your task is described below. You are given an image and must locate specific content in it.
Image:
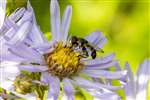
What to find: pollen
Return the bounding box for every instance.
[44,42,84,78]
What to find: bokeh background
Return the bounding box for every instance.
[6,0,149,100]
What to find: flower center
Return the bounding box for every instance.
[44,42,84,78]
[14,74,34,94]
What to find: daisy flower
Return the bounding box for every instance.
[1,0,127,100]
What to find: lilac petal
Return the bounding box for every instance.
[82,69,127,79]
[19,65,48,72]
[31,42,51,49]
[7,43,44,63]
[73,77,122,91]
[0,0,6,29]
[29,24,46,45]
[0,8,25,33]
[114,62,127,84]
[85,60,118,70]
[62,6,72,41]
[41,72,51,85]
[96,37,107,50]
[4,18,18,30]
[90,89,120,100]
[124,62,136,99]
[85,31,102,45]
[72,77,120,99]
[9,8,26,22]
[47,75,60,100]
[114,62,122,71]
[0,52,32,63]
[62,78,75,100]
[50,0,61,41]
[136,60,150,99]
[82,53,115,66]
[8,21,32,46]
[24,38,33,45]
[96,82,123,91]
[16,10,33,26]
[85,31,107,50]
[27,1,46,45]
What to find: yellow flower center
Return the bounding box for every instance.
[44,42,84,78]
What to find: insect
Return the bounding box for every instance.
[70,36,102,59]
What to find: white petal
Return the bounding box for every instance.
[136,60,150,100]
[0,62,20,82]
[0,0,6,29]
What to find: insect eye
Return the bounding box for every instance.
[82,47,86,51]
[71,36,78,43]
[91,50,96,59]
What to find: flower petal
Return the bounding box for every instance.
[27,1,47,45]
[16,9,33,26]
[136,60,150,100]
[72,77,120,99]
[85,60,118,70]
[62,78,75,100]
[7,43,44,63]
[50,0,61,41]
[7,21,32,46]
[82,53,115,66]
[82,69,127,79]
[73,77,122,91]
[19,65,48,72]
[41,72,50,85]
[91,89,120,100]
[47,75,60,100]
[124,62,136,100]
[85,31,107,50]
[61,6,72,41]
[0,0,6,29]
[0,61,20,82]
[9,8,26,22]
[0,52,31,63]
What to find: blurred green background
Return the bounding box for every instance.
[6,0,149,100]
